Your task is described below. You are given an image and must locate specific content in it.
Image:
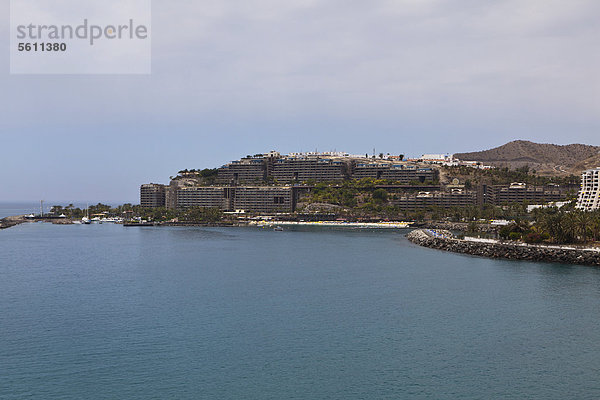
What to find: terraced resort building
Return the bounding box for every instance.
[140,151,576,214]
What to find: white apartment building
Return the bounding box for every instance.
[421,154,453,162]
[576,168,600,211]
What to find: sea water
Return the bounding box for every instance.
[2,222,600,399]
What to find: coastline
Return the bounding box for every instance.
[407,229,600,267]
[5,215,600,267]
[0,216,415,230]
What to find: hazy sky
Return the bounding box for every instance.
[1,0,599,202]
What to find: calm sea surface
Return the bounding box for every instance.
[0,203,41,219]
[2,221,600,399]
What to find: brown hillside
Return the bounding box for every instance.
[572,154,600,172]
[454,140,600,174]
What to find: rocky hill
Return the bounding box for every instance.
[454,140,600,174]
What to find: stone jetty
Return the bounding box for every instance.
[407,229,600,267]
[0,215,28,230]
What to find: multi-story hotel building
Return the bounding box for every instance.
[169,186,294,213]
[352,163,437,183]
[176,187,234,210]
[392,189,478,209]
[140,184,166,208]
[486,183,568,205]
[217,158,267,184]
[576,168,600,211]
[217,153,347,184]
[214,151,446,185]
[233,186,293,214]
[272,157,346,182]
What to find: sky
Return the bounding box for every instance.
[1,0,599,203]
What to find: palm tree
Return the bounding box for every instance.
[573,211,592,243]
[538,212,568,243]
[511,217,530,234]
[592,212,600,242]
[558,214,576,244]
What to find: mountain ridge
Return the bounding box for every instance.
[454,140,600,174]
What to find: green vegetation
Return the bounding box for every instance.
[179,207,224,223]
[50,203,229,224]
[305,178,437,209]
[121,205,228,224]
[372,188,388,202]
[498,207,600,244]
[177,168,218,176]
[175,168,219,184]
[50,203,114,218]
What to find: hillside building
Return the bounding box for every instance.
[169,185,294,213]
[233,186,293,214]
[485,183,569,205]
[176,187,234,210]
[214,152,443,184]
[352,164,437,183]
[272,157,347,182]
[392,189,478,209]
[217,158,267,184]
[217,153,349,184]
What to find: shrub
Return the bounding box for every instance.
[372,189,388,202]
[499,225,512,240]
[508,232,522,241]
[524,232,543,244]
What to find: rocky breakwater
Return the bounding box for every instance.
[407,229,600,267]
[0,215,28,230]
